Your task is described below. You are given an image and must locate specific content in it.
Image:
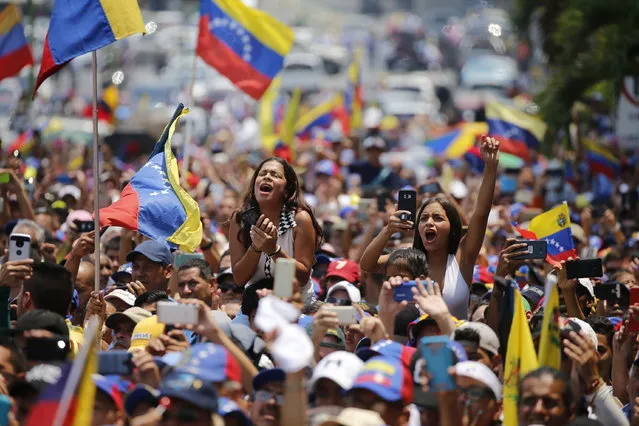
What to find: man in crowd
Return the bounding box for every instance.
[126,240,173,293]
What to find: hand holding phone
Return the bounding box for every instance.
[75,220,95,233]
[99,351,133,376]
[25,336,70,362]
[419,335,455,392]
[241,208,260,228]
[511,240,547,260]
[565,259,603,279]
[325,306,358,325]
[157,301,198,325]
[393,281,417,302]
[397,190,417,224]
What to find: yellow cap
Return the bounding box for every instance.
[128,315,165,352]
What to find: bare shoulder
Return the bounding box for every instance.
[295,209,312,225]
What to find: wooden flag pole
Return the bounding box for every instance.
[91,51,101,292]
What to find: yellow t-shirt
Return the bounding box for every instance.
[65,319,84,355]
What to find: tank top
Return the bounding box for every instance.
[247,208,315,306]
[442,254,470,320]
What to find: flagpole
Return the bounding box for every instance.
[91,51,101,292]
[181,53,198,182]
[52,317,100,426]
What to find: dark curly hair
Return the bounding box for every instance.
[235,157,323,250]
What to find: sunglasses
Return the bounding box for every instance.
[219,283,243,294]
[326,297,351,306]
[458,386,495,402]
[253,390,285,405]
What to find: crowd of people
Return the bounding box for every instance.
[0,99,637,426]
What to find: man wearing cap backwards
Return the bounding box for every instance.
[126,240,174,294]
[451,361,503,426]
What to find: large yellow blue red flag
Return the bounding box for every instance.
[538,280,561,370]
[197,0,294,100]
[425,122,488,159]
[295,95,341,139]
[583,138,620,179]
[99,104,203,252]
[345,49,363,134]
[34,0,145,95]
[0,4,34,82]
[516,202,576,266]
[503,286,539,426]
[486,101,547,162]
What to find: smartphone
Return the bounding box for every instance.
[512,240,547,260]
[156,301,198,325]
[274,258,295,298]
[565,259,603,279]
[173,253,205,268]
[25,336,70,362]
[419,335,455,392]
[8,233,31,261]
[359,198,374,220]
[0,173,9,184]
[376,192,389,212]
[629,288,639,333]
[418,182,441,195]
[397,190,417,223]
[560,319,582,340]
[326,306,358,325]
[241,208,260,228]
[591,204,607,220]
[99,351,133,376]
[75,220,95,233]
[393,281,417,302]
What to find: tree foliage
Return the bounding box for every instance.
[515,0,639,128]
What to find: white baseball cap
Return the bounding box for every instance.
[455,322,500,355]
[455,361,502,401]
[104,289,136,307]
[309,351,364,392]
[564,317,598,348]
[326,281,361,303]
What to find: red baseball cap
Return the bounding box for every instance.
[326,259,360,283]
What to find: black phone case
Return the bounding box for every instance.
[565,259,603,279]
[241,208,260,227]
[397,190,417,223]
[512,240,547,260]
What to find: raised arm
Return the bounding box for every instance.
[458,137,499,284]
[360,211,412,274]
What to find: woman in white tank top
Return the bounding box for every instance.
[229,157,323,306]
[360,138,500,319]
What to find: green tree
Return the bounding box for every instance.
[515,0,639,128]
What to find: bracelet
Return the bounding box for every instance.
[250,244,261,253]
[586,377,603,395]
[266,245,281,257]
[200,240,213,251]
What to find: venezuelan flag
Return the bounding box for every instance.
[486,101,547,161]
[503,285,539,426]
[197,0,293,100]
[583,138,620,179]
[100,104,203,252]
[538,281,561,370]
[259,76,281,151]
[34,0,145,95]
[295,95,341,139]
[425,122,488,159]
[345,49,363,134]
[0,4,33,82]
[7,130,34,154]
[516,202,577,265]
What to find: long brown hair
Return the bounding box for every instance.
[235,157,323,249]
[413,196,462,256]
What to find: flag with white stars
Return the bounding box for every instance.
[99,104,202,252]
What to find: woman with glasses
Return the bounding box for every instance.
[230,157,323,305]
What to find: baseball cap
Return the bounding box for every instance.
[253,368,286,391]
[124,385,160,416]
[218,397,251,426]
[562,317,598,348]
[105,307,152,330]
[13,309,69,336]
[326,260,360,283]
[309,351,364,392]
[217,268,233,280]
[326,281,361,303]
[350,356,413,404]
[126,240,172,265]
[128,316,165,351]
[161,371,219,413]
[65,209,92,228]
[577,278,595,298]
[93,374,126,411]
[521,284,545,310]
[316,159,339,177]
[455,361,502,401]
[318,408,386,426]
[59,185,82,201]
[104,289,136,308]
[175,343,241,384]
[407,314,463,347]
[111,263,133,282]
[455,322,500,356]
[305,324,347,350]
[357,339,416,370]
[362,136,387,151]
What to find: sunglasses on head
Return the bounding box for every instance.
[326,296,351,306]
